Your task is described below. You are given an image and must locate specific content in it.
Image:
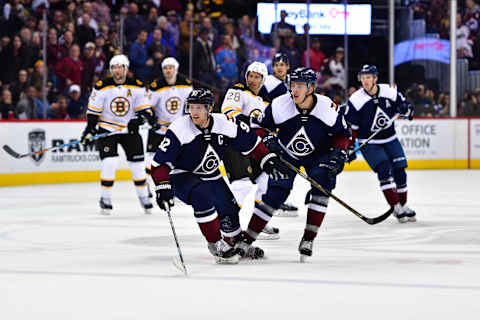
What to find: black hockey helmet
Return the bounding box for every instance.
[272,52,290,66]
[185,88,214,113]
[357,64,378,81]
[289,67,317,88]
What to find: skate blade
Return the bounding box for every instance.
[172,257,188,276]
[407,216,417,222]
[143,208,153,214]
[256,233,280,240]
[273,210,299,217]
[300,254,308,263]
[397,217,409,223]
[215,254,240,264]
[100,208,112,215]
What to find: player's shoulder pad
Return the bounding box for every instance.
[167,115,200,144]
[349,88,372,111]
[211,113,238,138]
[176,75,193,86]
[270,93,296,124]
[378,83,398,101]
[232,82,245,90]
[94,77,115,90]
[264,74,282,93]
[125,77,145,88]
[311,94,338,127]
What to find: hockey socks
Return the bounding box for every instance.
[244,200,275,243]
[100,156,119,200]
[194,207,222,243]
[128,161,149,198]
[303,194,328,241]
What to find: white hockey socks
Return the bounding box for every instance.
[100,156,119,199]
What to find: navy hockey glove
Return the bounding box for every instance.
[327,148,347,179]
[81,125,97,145]
[128,116,143,134]
[155,181,174,211]
[262,134,283,155]
[398,101,414,120]
[260,153,290,181]
[346,144,357,163]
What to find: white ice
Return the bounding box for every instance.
[1,170,479,319]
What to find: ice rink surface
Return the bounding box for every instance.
[1,170,479,319]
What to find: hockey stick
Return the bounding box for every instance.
[2,130,122,159]
[165,208,188,276]
[349,113,400,156]
[279,158,393,225]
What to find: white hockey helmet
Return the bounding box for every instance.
[162,57,179,70]
[245,61,268,85]
[109,54,129,74]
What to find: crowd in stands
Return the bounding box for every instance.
[0,0,479,120]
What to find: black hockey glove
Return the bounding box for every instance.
[260,153,290,181]
[327,148,347,179]
[155,181,174,211]
[128,116,143,134]
[346,143,357,163]
[262,134,283,155]
[81,125,97,145]
[398,101,414,120]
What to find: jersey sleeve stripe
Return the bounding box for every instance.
[99,117,126,127]
[87,104,103,111]
[99,85,116,91]
[98,122,125,131]
[221,106,242,113]
[86,109,102,115]
[134,104,151,112]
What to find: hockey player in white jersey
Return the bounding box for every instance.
[150,88,289,263]
[145,57,193,186]
[264,52,290,100]
[81,54,154,215]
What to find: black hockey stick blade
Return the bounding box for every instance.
[2,145,23,158]
[365,206,394,225]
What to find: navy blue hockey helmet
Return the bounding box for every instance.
[185,88,214,113]
[289,67,317,88]
[272,52,290,66]
[357,64,378,81]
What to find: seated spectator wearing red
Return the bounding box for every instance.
[302,38,326,72]
[55,44,83,91]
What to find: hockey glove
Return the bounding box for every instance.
[262,134,283,155]
[81,125,97,145]
[260,153,290,181]
[327,148,347,179]
[346,143,357,163]
[128,116,143,134]
[398,101,414,120]
[155,181,174,211]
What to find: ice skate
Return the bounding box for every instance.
[402,205,417,222]
[274,202,299,217]
[208,239,240,264]
[298,237,313,262]
[99,197,113,215]
[139,196,153,214]
[256,225,280,240]
[235,240,264,259]
[393,203,408,223]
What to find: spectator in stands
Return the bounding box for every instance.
[1,88,15,119]
[179,9,198,71]
[327,47,346,89]
[270,10,296,45]
[434,92,450,116]
[77,13,96,49]
[302,38,326,72]
[16,86,37,119]
[215,34,238,89]
[238,15,253,38]
[146,6,159,32]
[78,1,99,33]
[296,23,310,53]
[94,34,107,76]
[156,16,176,57]
[201,17,218,49]
[193,27,217,86]
[60,30,74,53]
[105,29,120,64]
[462,90,480,116]
[2,35,31,84]
[47,28,66,75]
[166,10,180,48]
[463,0,480,37]
[30,32,43,68]
[280,34,301,69]
[30,60,49,90]
[129,29,153,80]
[67,84,84,119]
[48,94,68,120]
[125,2,146,45]
[82,42,97,92]
[224,22,246,68]
[148,28,171,62]
[55,44,83,91]
[457,12,474,58]
[10,69,29,106]
[92,0,111,29]
[52,10,66,34]
[410,83,435,117]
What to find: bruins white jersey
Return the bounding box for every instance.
[148,77,193,134]
[86,77,151,132]
[221,83,270,128]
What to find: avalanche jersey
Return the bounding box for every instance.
[148,76,193,135]
[221,83,270,128]
[152,113,261,180]
[344,84,405,144]
[259,93,350,161]
[264,74,288,100]
[86,77,151,132]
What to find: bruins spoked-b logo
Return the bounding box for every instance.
[193,145,220,175]
[286,127,315,157]
[371,108,391,132]
[28,129,46,165]
[110,97,130,117]
[166,96,181,114]
[249,108,262,121]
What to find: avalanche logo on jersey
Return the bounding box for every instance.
[371,108,392,132]
[166,96,181,114]
[193,144,221,175]
[286,127,315,157]
[110,97,130,117]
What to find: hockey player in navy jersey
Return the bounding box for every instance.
[150,88,289,263]
[342,65,416,223]
[236,67,351,261]
[264,52,290,100]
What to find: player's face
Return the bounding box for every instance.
[189,103,210,127]
[290,81,310,105]
[247,72,263,92]
[163,65,176,79]
[273,61,289,79]
[360,74,377,93]
[111,64,127,83]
